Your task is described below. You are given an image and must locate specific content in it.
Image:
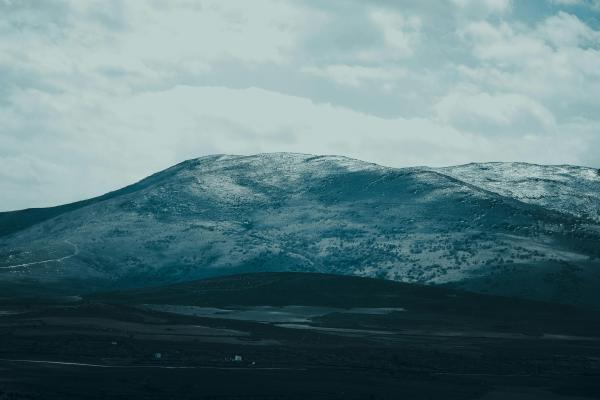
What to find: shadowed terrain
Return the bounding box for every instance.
[1,273,599,399]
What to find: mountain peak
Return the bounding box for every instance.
[179,152,386,173]
[156,153,389,194]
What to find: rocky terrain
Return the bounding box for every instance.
[1,153,599,305]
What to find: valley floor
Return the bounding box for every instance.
[0,313,599,398]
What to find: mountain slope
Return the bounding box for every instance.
[1,153,599,305]
[0,155,199,237]
[91,271,599,320]
[437,162,600,223]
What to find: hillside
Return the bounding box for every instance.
[439,162,600,223]
[91,272,600,334]
[1,153,599,305]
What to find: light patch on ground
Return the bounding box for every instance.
[143,305,405,324]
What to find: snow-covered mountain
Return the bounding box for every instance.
[438,162,600,223]
[1,153,599,305]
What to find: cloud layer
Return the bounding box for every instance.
[1,0,599,210]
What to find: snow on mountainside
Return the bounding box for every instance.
[1,153,599,305]
[437,163,600,223]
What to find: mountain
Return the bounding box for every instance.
[1,153,599,305]
[439,162,600,223]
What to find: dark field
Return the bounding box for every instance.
[1,273,599,399]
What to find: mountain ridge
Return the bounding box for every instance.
[438,161,600,223]
[1,153,599,305]
[2,153,598,227]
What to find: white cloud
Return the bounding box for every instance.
[457,13,600,120]
[434,89,557,134]
[368,9,421,58]
[460,21,551,62]
[0,0,312,98]
[549,0,600,10]
[450,0,512,16]
[302,65,407,88]
[537,11,600,47]
[550,0,582,5]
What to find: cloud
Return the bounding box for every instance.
[368,9,421,58]
[549,0,600,10]
[434,89,557,134]
[450,0,512,17]
[537,11,600,47]
[1,0,599,210]
[302,65,407,88]
[550,0,584,5]
[0,0,312,99]
[457,13,600,118]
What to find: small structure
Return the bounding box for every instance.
[154,352,162,360]
[233,355,243,362]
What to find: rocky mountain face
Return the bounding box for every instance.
[1,153,599,305]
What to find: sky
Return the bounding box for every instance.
[1,0,600,211]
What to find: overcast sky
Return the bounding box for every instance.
[1,0,600,210]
